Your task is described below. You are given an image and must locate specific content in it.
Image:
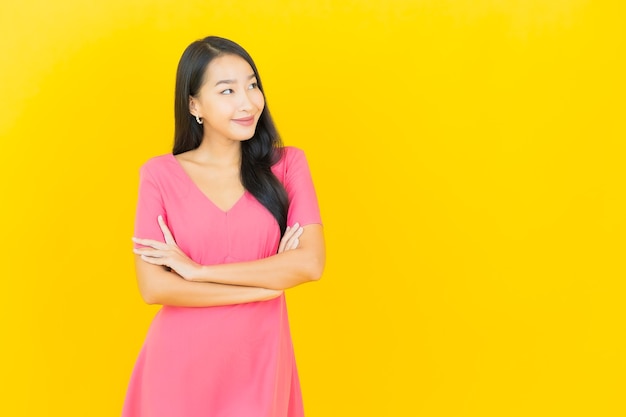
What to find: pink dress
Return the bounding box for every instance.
[122,147,321,417]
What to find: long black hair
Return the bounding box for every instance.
[173,36,289,236]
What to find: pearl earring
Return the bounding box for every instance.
[195,115,203,125]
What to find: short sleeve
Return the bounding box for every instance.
[283,148,322,227]
[133,164,167,248]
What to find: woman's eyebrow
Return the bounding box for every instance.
[214,74,256,87]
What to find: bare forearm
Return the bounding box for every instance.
[135,257,280,307]
[191,225,326,290]
[134,225,325,293]
[191,225,325,290]
[192,250,319,290]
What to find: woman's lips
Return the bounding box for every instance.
[232,116,255,126]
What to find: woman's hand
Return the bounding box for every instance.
[133,217,304,280]
[278,223,304,253]
[133,215,201,281]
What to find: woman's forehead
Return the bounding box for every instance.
[204,54,255,84]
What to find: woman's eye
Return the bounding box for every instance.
[248,82,258,90]
[221,89,233,95]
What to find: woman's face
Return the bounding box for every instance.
[190,54,265,143]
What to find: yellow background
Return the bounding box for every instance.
[1,0,624,415]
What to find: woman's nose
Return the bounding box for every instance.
[238,90,255,111]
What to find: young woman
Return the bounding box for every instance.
[122,36,325,417]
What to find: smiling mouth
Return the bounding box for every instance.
[232,116,255,126]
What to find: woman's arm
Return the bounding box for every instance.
[134,255,282,307]
[192,224,325,290]
[134,219,325,291]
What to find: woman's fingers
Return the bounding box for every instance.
[158,215,177,246]
[286,227,303,251]
[278,226,290,253]
[280,224,299,252]
[138,254,166,266]
[133,216,177,251]
[132,237,169,250]
[133,247,165,258]
[284,223,300,242]
[286,238,298,251]
[278,223,303,253]
[132,216,201,279]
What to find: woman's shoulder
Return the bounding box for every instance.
[282,145,304,157]
[275,146,306,167]
[272,146,311,183]
[138,153,178,179]
[139,153,181,183]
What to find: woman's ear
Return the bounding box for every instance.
[189,96,198,117]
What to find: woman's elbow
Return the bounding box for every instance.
[138,283,161,305]
[300,225,325,282]
[135,258,170,305]
[136,274,167,305]
[306,255,325,281]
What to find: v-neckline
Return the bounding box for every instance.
[169,153,247,214]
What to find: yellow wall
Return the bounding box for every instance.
[1,0,624,415]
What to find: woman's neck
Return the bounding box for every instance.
[192,138,242,167]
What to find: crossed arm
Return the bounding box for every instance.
[132,216,325,307]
